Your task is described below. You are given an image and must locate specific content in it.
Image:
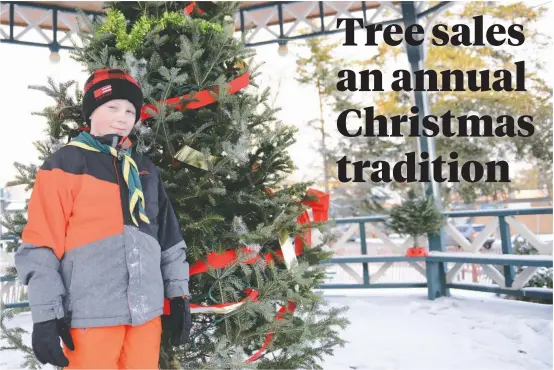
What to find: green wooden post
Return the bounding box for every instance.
[359,222,370,286]
[499,216,515,287]
[426,229,450,300]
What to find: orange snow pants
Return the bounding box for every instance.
[61,316,162,369]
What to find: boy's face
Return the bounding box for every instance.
[89,99,137,137]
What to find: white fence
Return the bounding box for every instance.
[0,250,28,307]
[1,279,27,306]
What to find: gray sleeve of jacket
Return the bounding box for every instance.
[14,160,69,324]
[157,169,190,298]
[14,244,66,323]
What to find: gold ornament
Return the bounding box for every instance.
[174,145,217,170]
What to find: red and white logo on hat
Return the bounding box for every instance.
[94,85,112,99]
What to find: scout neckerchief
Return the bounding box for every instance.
[67,131,149,226]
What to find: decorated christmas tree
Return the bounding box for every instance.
[0,1,349,368]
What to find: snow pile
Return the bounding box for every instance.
[1,289,551,369]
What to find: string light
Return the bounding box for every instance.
[224,15,235,38]
[49,45,61,64]
[277,40,288,57]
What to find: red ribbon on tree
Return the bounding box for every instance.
[162,188,329,362]
[140,72,250,121]
[184,1,205,16]
[292,188,330,255]
[245,301,297,363]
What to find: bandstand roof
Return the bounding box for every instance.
[0,1,450,50]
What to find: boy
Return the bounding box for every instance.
[14,68,192,369]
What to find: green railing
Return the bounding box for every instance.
[1,207,552,308]
[317,207,553,300]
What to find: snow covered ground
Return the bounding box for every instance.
[0,289,551,369]
[319,289,552,370]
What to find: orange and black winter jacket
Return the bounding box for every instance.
[14,134,189,328]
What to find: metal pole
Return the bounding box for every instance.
[401,1,449,299]
[401,1,441,206]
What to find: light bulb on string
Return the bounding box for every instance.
[224,15,235,38]
[49,51,60,64]
[277,40,288,57]
[49,45,61,64]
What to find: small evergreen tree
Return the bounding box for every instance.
[387,188,446,249]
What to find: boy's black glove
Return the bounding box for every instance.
[167,296,192,345]
[32,317,74,367]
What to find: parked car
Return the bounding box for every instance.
[491,233,554,252]
[333,224,357,242]
[444,223,495,249]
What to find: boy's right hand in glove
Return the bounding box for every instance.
[32,317,74,367]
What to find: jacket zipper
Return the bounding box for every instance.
[113,156,130,224]
[113,156,121,185]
